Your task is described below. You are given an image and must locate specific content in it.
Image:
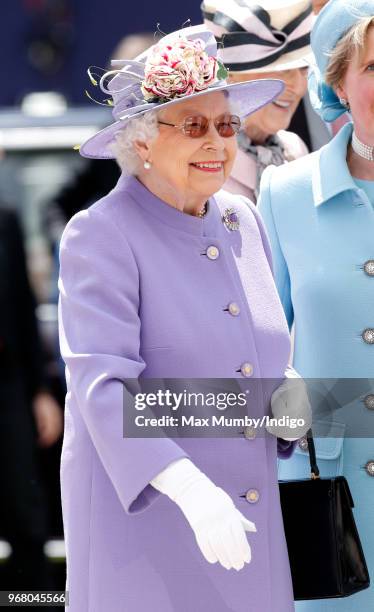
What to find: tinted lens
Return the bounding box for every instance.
[215,114,241,137]
[183,116,209,138]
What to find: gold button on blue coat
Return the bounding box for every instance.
[246,489,260,503]
[241,362,253,377]
[228,302,240,316]
[206,246,219,260]
[244,426,256,440]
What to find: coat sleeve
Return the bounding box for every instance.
[58,207,190,514]
[238,194,296,459]
[257,165,294,330]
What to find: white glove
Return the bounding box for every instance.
[266,366,312,441]
[150,458,256,571]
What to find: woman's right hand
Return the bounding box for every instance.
[150,458,256,570]
[176,477,256,571]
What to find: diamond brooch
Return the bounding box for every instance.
[222,208,239,231]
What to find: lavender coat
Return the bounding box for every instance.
[58,174,295,612]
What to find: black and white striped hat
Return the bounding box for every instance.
[202,0,314,73]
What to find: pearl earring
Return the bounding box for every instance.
[144,161,151,170]
[339,97,350,111]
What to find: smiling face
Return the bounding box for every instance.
[134,91,238,213]
[229,68,308,142]
[336,25,374,145]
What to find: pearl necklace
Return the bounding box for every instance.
[197,202,208,218]
[352,131,374,162]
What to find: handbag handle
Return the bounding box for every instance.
[305,429,320,479]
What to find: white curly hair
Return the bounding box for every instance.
[109,110,159,175]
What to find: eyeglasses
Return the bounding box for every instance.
[158,113,241,139]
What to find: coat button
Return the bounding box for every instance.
[228,302,240,316]
[240,362,253,377]
[364,260,374,276]
[364,394,374,410]
[362,329,374,344]
[244,426,256,440]
[298,436,308,451]
[245,489,260,503]
[206,245,219,260]
[365,461,374,477]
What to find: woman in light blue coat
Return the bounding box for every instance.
[258,1,374,609]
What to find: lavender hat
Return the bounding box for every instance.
[78,24,285,159]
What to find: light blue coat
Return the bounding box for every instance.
[258,122,374,610]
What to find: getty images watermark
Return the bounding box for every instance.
[134,389,303,428]
[122,384,306,438]
[122,377,374,438]
[134,412,305,430]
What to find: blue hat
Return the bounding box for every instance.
[308,0,374,122]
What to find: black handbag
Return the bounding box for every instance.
[279,429,370,600]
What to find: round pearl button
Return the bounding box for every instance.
[206,246,219,260]
[240,363,253,377]
[365,461,374,477]
[244,426,256,440]
[228,302,240,316]
[364,260,374,276]
[245,489,260,504]
[362,329,374,344]
[364,394,374,410]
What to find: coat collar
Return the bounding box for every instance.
[116,174,222,237]
[312,122,357,207]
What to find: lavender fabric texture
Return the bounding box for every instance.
[58,175,295,612]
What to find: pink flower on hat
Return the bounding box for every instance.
[141,36,219,102]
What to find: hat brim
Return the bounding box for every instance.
[79,78,284,159]
[227,48,314,75]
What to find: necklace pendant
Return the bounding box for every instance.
[222,208,239,231]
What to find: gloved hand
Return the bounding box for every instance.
[266,365,312,441]
[150,457,256,571]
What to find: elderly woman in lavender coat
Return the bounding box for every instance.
[57,25,311,612]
